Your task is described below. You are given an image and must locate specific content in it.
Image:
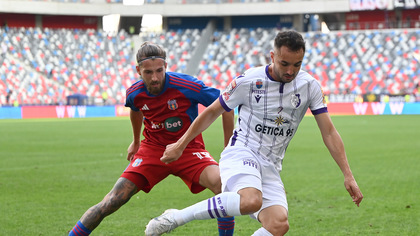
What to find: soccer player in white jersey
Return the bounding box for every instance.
[145,30,363,236]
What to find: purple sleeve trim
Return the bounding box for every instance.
[219,96,232,112]
[311,107,328,115]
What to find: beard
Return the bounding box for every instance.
[145,81,164,95]
[279,73,296,83]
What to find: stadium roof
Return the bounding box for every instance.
[0,0,352,17]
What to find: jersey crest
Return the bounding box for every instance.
[167,99,178,110]
[255,79,263,89]
[132,158,143,167]
[291,94,301,108]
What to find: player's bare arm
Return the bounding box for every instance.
[127,110,143,161]
[161,100,226,164]
[314,112,364,206]
[221,110,235,147]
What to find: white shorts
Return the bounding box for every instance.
[219,146,288,220]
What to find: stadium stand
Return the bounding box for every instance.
[29,0,91,2]
[1,26,420,105]
[197,28,274,89]
[1,0,419,105]
[1,27,136,105]
[106,0,165,3]
[195,27,420,95]
[303,29,420,95]
[139,29,202,75]
[178,0,291,3]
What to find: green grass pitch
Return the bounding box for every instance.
[0,115,419,235]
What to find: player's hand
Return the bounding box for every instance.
[344,177,363,207]
[161,142,183,164]
[127,141,140,161]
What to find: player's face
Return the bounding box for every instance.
[137,59,167,95]
[270,46,304,83]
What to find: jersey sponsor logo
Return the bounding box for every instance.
[274,115,289,126]
[252,81,266,103]
[264,115,289,126]
[255,95,262,103]
[151,121,164,129]
[132,158,143,167]
[255,124,294,137]
[167,99,178,110]
[252,89,266,94]
[222,79,237,101]
[164,117,183,132]
[291,94,301,108]
[141,104,150,110]
[222,91,232,101]
[243,158,258,169]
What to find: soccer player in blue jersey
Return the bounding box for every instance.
[68,42,235,236]
[146,31,364,236]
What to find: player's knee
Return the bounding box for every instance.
[209,179,222,194]
[272,218,289,235]
[200,166,222,194]
[262,212,289,235]
[262,219,289,236]
[239,193,262,214]
[201,175,222,194]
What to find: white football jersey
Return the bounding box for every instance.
[219,65,328,171]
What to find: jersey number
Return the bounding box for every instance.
[193,152,211,159]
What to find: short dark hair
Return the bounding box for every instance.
[136,42,166,65]
[274,30,306,53]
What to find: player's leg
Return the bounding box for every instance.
[145,147,249,236]
[144,146,263,235]
[199,165,235,236]
[69,176,143,235]
[70,143,169,235]
[253,205,289,236]
[198,164,222,194]
[175,185,262,222]
[144,179,262,235]
[251,158,289,236]
[189,145,264,215]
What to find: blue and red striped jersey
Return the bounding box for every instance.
[125,72,220,148]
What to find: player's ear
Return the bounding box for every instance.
[270,50,275,63]
[136,65,141,76]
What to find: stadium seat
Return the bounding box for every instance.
[1,26,419,105]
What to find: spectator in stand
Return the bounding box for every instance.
[6,90,12,106]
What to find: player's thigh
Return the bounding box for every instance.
[220,146,262,193]
[198,165,221,194]
[172,148,219,194]
[123,143,172,193]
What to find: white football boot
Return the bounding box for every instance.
[145,209,180,236]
